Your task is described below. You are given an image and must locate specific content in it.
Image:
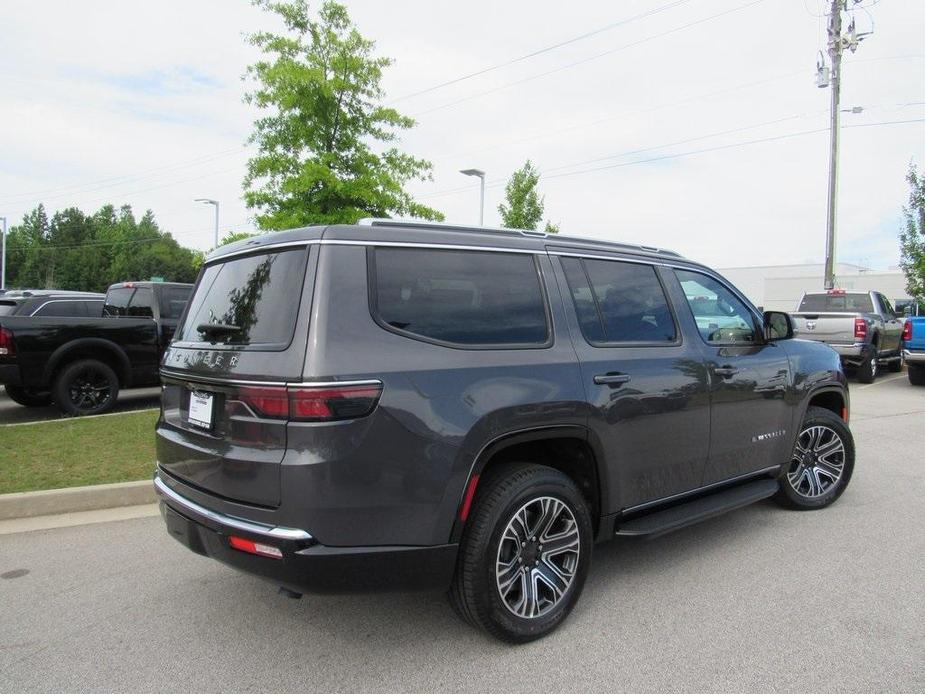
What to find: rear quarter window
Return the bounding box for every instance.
[177,248,308,349]
[370,247,550,348]
[32,300,87,317]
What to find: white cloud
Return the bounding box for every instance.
[1,0,922,269]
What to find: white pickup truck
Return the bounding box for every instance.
[791,289,905,383]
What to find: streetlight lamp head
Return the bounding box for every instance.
[460,168,485,178]
[195,198,218,205]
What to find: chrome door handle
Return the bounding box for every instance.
[594,374,632,386]
[713,366,739,378]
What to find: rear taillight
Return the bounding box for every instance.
[0,327,14,357]
[228,535,283,559]
[902,320,913,342]
[854,318,867,340]
[236,383,382,421]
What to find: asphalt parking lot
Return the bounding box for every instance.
[0,386,162,425]
[1,373,922,693]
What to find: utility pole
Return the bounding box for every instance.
[823,0,843,291]
[0,216,7,291]
[818,0,871,290]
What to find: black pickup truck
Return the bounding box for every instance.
[0,281,191,415]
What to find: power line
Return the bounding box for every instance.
[389,0,695,104]
[413,0,766,118]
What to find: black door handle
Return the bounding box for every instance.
[713,366,739,378]
[594,373,632,386]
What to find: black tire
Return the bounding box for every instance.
[4,385,53,407]
[909,364,925,386]
[774,406,854,510]
[448,463,593,644]
[888,352,903,373]
[52,359,120,416]
[856,346,878,383]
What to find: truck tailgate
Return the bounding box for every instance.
[791,312,858,344]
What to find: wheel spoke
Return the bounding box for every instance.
[534,561,569,601]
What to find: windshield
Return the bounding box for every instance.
[177,248,308,348]
[798,293,874,312]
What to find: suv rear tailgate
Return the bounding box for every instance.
[156,245,315,508]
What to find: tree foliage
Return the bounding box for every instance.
[900,164,925,301]
[243,0,442,229]
[3,204,202,292]
[497,160,558,233]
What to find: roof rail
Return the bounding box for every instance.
[358,217,547,239]
[356,217,682,258]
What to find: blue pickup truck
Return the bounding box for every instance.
[903,317,925,385]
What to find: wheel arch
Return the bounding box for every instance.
[449,425,606,543]
[44,339,132,386]
[803,385,848,423]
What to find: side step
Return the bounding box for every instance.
[615,478,779,539]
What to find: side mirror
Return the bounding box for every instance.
[764,311,793,341]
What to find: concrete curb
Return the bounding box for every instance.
[0,480,155,521]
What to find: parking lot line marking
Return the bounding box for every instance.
[0,407,159,428]
[855,374,907,390]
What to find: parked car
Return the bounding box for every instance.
[790,289,904,383]
[903,317,925,385]
[0,289,105,318]
[0,281,192,414]
[154,220,854,643]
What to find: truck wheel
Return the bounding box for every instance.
[887,352,903,373]
[449,463,592,643]
[856,347,878,383]
[909,364,925,386]
[52,360,120,416]
[4,386,52,407]
[774,406,854,510]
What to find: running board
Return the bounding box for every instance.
[614,478,779,538]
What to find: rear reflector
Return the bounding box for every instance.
[902,320,913,342]
[235,382,383,422]
[854,318,867,340]
[229,535,283,559]
[0,327,14,357]
[459,474,481,522]
[842,407,849,423]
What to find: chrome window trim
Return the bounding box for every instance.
[323,239,539,255]
[154,473,313,541]
[206,239,321,263]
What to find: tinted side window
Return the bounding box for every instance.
[127,288,154,318]
[675,269,757,344]
[158,286,192,320]
[372,248,549,347]
[33,301,87,317]
[103,288,133,316]
[561,257,676,344]
[84,301,104,317]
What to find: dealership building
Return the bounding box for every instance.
[716,263,911,312]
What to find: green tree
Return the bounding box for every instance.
[219,230,258,246]
[243,0,442,229]
[900,164,925,301]
[497,160,559,233]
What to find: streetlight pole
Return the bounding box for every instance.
[0,216,7,291]
[195,199,220,248]
[460,169,486,225]
[822,0,843,290]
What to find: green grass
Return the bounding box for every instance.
[0,410,159,494]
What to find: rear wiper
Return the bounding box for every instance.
[196,322,241,337]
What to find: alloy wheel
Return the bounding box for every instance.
[495,496,580,619]
[787,424,846,498]
[67,367,113,411]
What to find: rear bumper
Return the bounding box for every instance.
[903,349,925,365]
[155,473,458,594]
[0,364,22,386]
[830,343,866,359]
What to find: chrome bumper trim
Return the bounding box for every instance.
[154,474,313,541]
[903,349,925,364]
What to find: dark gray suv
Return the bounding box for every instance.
[155,219,854,642]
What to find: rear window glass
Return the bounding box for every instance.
[371,248,549,347]
[561,257,677,344]
[178,249,308,348]
[103,288,134,316]
[158,286,192,319]
[126,288,154,318]
[798,293,874,312]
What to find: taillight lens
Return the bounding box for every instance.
[0,327,14,357]
[854,318,867,340]
[902,320,913,342]
[235,383,382,421]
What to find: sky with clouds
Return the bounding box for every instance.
[1,0,922,270]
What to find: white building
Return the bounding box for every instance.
[716,263,911,312]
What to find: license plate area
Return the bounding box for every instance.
[187,390,214,430]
